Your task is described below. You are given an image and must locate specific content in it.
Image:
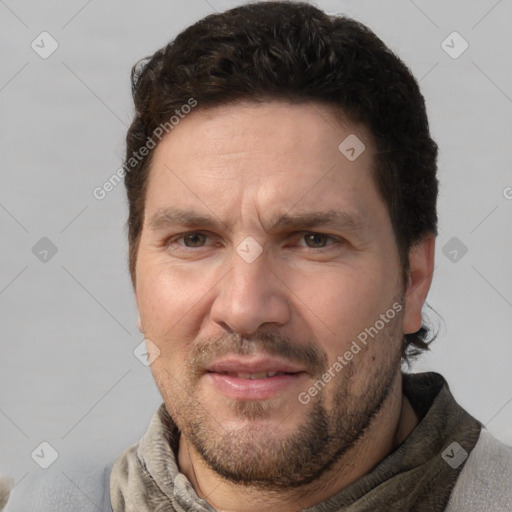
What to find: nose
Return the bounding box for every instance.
[210,246,290,336]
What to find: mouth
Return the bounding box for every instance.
[205,357,307,400]
[210,370,295,379]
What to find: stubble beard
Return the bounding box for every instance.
[157,303,404,491]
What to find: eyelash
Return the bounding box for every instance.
[165,231,343,251]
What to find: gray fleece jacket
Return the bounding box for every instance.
[6,372,512,511]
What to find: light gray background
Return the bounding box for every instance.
[1,0,511,509]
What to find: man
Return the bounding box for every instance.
[109,2,512,511]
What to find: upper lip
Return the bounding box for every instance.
[207,356,304,374]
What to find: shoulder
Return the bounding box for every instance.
[109,442,149,495]
[109,442,170,510]
[446,428,512,512]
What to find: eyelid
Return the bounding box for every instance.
[164,230,345,250]
[165,231,215,248]
[296,231,346,251]
[294,231,343,244]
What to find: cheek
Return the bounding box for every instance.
[290,263,394,354]
[136,260,202,341]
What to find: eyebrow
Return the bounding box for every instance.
[148,208,224,230]
[148,207,369,235]
[271,210,368,234]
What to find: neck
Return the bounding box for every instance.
[177,374,418,512]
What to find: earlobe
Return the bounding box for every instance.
[402,234,436,335]
[137,313,144,333]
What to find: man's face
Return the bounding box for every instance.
[135,101,411,488]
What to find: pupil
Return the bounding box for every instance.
[185,234,204,247]
[307,234,325,247]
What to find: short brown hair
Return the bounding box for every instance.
[124,1,439,362]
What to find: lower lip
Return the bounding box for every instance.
[207,372,306,400]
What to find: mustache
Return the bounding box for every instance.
[186,331,328,376]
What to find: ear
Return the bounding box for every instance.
[403,234,435,335]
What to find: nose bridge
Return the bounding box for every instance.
[210,243,290,335]
[230,245,269,295]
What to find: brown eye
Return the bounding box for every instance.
[182,233,207,247]
[304,233,331,248]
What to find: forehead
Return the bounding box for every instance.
[144,100,383,229]
[153,100,373,167]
